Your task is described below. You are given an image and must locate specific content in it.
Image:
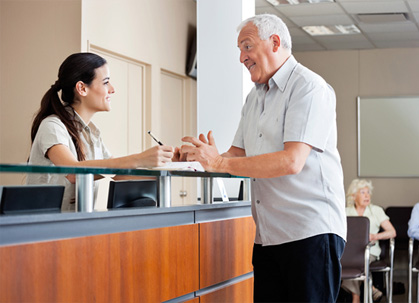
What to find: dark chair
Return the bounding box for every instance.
[386,206,413,250]
[409,238,419,303]
[107,180,157,209]
[385,207,412,302]
[369,234,395,302]
[0,185,64,214]
[341,216,372,303]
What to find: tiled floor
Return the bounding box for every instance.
[391,270,409,303]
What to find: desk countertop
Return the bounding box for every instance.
[0,201,252,246]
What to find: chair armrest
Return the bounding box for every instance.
[389,238,395,260]
[365,244,371,272]
[389,237,395,248]
[409,238,415,264]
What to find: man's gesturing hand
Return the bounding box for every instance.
[180,131,225,172]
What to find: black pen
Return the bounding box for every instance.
[147,130,163,145]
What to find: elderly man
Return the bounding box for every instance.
[181,14,346,302]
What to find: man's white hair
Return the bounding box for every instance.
[237,14,292,51]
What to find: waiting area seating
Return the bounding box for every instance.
[370,237,395,302]
[341,216,372,303]
[385,207,413,303]
[409,238,419,303]
[340,206,415,303]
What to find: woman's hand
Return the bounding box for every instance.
[138,145,174,168]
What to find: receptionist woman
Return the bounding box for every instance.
[27,52,174,211]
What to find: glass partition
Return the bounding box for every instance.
[0,163,235,178]
[0,163,249,214]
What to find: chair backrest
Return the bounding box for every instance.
[107,180,157,209]
[341,216,370,270]
[0,185,64,214]
[386,206,413,250]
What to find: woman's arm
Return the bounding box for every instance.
[370,219,397,241]
[47,144,174,169]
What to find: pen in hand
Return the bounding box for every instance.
[147,130,163,146]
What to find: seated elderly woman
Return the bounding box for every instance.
[341,179,397,303]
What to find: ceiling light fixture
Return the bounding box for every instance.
[302,24,361,36]
[266,0,334,5]
[357,13,409,24]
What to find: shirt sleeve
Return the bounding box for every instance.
[408,203,419,239]
[374,205,390,224]
[283,77,336,153]
[37,118,72,157]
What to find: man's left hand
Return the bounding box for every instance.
[181,131,224,172]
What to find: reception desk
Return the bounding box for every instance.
[0,165,255,303]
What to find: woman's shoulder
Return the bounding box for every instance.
[36,115,70,138]
[345,205,357,215]
[369,204,385,212]
[39,115,65,129]
[369,204,389,219]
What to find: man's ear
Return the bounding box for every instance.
[271,34,281,52]
[75,81,88,97]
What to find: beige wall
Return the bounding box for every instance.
[0,0,197,185]
[82,0,197,143]
[294,48,419,208]
[0,0,82,184]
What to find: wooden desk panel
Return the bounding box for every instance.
[200,277,253,303]
[199,216,255,289]
[0,224,199,303]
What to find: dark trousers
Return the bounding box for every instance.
[252,233,345,303]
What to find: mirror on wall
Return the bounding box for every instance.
[357,96,419,177]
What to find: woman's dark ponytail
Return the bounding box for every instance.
[30,53,107,161]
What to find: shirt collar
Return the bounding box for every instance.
[270,55,298,92]
[254,55,298,101]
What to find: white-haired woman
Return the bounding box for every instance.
[341,179,396,303]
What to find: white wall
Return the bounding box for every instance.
[197,0,254,198]
[197,0,254,152]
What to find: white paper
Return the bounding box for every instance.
[148,161,205,172]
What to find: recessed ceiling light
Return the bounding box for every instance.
[266,0,334,5]
[357,13,409,24]
[302,24,361,36]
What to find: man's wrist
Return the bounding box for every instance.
[215,156,228,173]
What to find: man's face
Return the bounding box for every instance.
[237,23,277,85]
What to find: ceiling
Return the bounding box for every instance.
[255,0,419,51]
